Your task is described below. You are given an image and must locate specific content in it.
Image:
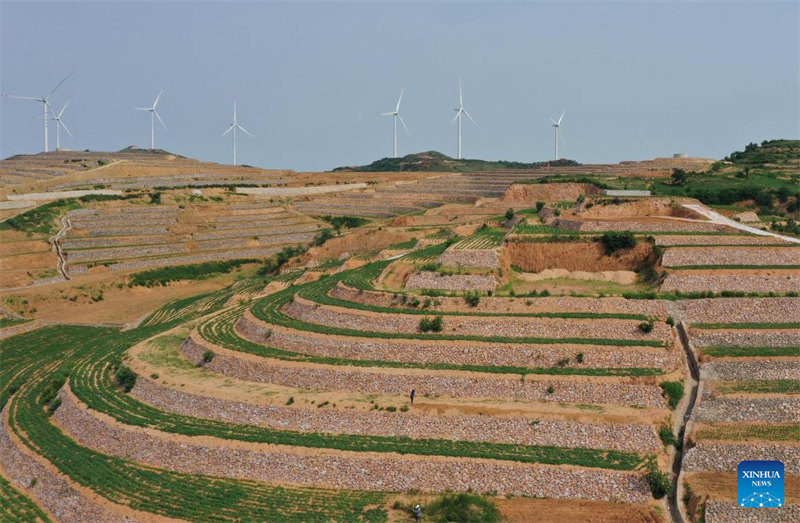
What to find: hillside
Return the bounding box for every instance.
[725,139,800,165]
[333,151,580,172]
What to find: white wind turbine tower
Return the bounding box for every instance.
[221,98,254,166]
[550,109,566,161]
[451,79,476,160]
[50,101,73,151]
[380,89,409,158]
[135,89,166,150]
[1,72,73,152]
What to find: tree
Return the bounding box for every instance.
[504,208,514,221]
[671,168,687,185]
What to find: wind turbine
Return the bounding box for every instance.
[1,72,73,152]
[550,109,566,161]
[380,89,409,158]
[221,98,254,166]
[135,89,166,150]
[50,101,73,151]
[451,79,476,160]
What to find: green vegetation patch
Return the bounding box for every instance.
[424,493,501,523]
[0,475,52,523]
[694,423,800,442]
[130,259,258,287]
[717,380,800,395]
[693,322,800,330]
[0,317,31,329]
[320,215,370,230]
[701,346,800,358]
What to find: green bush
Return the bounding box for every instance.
[659,426,678,448]
[660,381,684,409]
[202,350,215,365]
[666,316,675,327]
[638,321,654,333]
[504,208,514,221]
[130,259,257,287]
[600,231,637,254]
[115,365,137,392]
[464,292,480,307]
[425,493,501,523]
[419,316,443,332]
[647,467,672,499]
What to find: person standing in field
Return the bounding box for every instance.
[410,388,416,405]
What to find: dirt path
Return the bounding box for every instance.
[669,318,701,523]
[51,214,72,280]
[682,203,800,245]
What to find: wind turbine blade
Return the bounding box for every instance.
[451,111,460,124]
[557,109,566,125]
[58,100,70,118]
[380,112,394,116]
[459,79,463,106]
[154,110,166,129]
[134,107,150,111]
[398,114,410,135]
[45,100,56,116]
[2,94,42,101]
[396,88,404,112]
[549,117,558,125]
[236,124,254,138]
[221,124,234,137]
[153,89,164,109]
[233,98,237,122]
[48,71,74,99]
[59,120,73,137]
[463,109,477,125]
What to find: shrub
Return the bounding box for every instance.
[556,358,570,367]
[201,350,215,365]
[659,426,678,448]
[425,493,501,523]
[600,231,637,254]
[286,396,294,405]
[666,316,675,327]
[419,316,443,332]
[464,292,480,307]
[504,208,514,221]
[115,365,137,392]
[149,191,162,204]
[638,321,654,333]
[546,385,555,394]
[660,381,684,409]
[647,467,672,499]
[576,352,584,363]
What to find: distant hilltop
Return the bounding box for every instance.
[332,151,581,172]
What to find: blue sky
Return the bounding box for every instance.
[1,1,798,171]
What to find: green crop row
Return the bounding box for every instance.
[694,423,800,442]
[0,475,51,523]
[199,308,662,377]
[693,322,800,330]
[716,380,800,395]
[3,303,390,522]
[700,346,800,358]
[668,265,800,270]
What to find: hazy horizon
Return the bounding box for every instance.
[2,1,798,171]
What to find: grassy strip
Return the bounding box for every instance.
[201,309,662,377]
[129,259,259,287]
[668,265,800,270]
[701,346,800,358]
[716,380,800,395]
[0,475,52,523]
[693,322,800,330]
[0,317,30,329]
[694,423,800,442]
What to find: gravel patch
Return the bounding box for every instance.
[683,443,800,473]
[684,298,800,323]
[661,273,800,293]
[701,361,800,381]
[437,249,500,269]
[692,331,800,349]
[237,313,680,371]
[662,247,800,267]
[405,271,497,292]
[283,297,672,343]
[704,501,799,523]
[654,235,791,246]
[184,336,668,408]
